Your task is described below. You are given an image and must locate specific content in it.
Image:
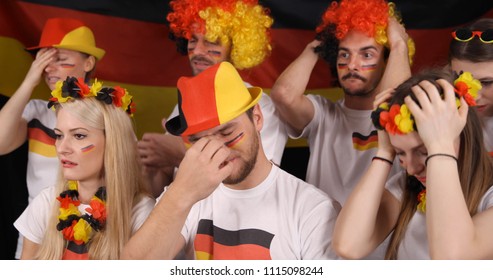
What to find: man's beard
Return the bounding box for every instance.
[190,55,214,75]
[223,132,259,185]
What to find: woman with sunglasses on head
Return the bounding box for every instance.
[0,18,104,259]
[449,18,493,155]
[332,68,493,259]
[14,78,154,259]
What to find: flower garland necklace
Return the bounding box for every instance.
[417,188,426,213]
[56,181,107,245]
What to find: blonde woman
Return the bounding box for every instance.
[15,77,154,259]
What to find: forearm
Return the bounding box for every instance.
[270,43,318,132]
[333,159,396,259]
[122,185,192,259]
[377,41,411,93]
[426,157,475,259]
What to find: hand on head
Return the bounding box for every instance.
[171,137,233,205]
[386,17,409,50]
[24,48,57,87]
[373,88,397,159]
[404,79,468,154]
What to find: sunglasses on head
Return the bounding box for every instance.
[452,28,493,43]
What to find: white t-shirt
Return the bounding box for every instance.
[174,165,340,260]
[16,99,59,259]
[386,171,493,259]
[14,186,155,247]
[288,95,401,259]
[169,85,288,165]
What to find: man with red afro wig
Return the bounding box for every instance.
[270,0,415,259]
[137,0,288,197]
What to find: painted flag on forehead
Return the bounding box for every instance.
[1,0,493,138]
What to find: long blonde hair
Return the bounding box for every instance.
[37,97,150,259]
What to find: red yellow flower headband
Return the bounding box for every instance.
[48,77,136,116]
[371,71,481,135]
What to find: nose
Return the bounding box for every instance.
[44,61,57,73]
[347,55,360,71]
[192,40,208,56]
[56,137,72,156]
[403,155,425,176]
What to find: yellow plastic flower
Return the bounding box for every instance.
[121,88,133,112]
[417,189,426,213]
[454,72,482,100]
[394,104,414,134]
[51,80,72,103]
[379,102,390,111]
[89,79,102,97]
[73,219,91,244]
[68,180,78,191]
[58,203,80,220]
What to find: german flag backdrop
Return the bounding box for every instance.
[2,0,493,141]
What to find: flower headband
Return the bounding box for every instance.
[47,77,136,115]
[371,71,482,135]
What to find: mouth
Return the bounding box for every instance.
[61,159,77,168]
[476,105,487,112]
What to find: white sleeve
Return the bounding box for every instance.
[131,196,156,234]
[13,186,55,244]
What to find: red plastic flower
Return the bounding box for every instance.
[62,220,77,241]
[86,199,107,224]
[112,86,126,108]
[75,78,91,98]
[57,195,80,209]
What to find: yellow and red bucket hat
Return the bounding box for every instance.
[26,18,105,60]
[166,62,262,136]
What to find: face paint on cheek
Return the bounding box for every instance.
[207,50,222,58]
[361,64,377,72]
[60,64,76,69]
[337,64,348,71]
[81,144,95,153]
[224,132,245,148]
[187,48,195,56]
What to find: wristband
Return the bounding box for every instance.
[372,156,393,165]
[425,153,458,166]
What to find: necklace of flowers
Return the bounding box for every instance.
[56,181,107,245]
[417,188,426,213]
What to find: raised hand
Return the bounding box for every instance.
[404,79,468,155]
[171,137,233,206]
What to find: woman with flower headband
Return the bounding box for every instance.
[332,69,493,259]
[14,77,154,259]
[449,18,493,155]
[0,18,105,259]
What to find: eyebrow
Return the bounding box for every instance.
[188,123,236,142]
[338,46,379,52]
[54,127,90,133]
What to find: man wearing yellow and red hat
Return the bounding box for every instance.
[123,62,339,260]
[137,0,288,197]
[0,17,105,259]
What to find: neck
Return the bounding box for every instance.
[344,93,377,110]
[77,179,103,203]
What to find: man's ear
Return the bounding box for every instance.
[252,104,263,132]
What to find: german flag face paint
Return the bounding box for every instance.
[224,132,245,148]
[361,64,377,71]
[81,144,95,153]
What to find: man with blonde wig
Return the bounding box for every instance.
[270,0,415,259]
[138,0,287,196]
